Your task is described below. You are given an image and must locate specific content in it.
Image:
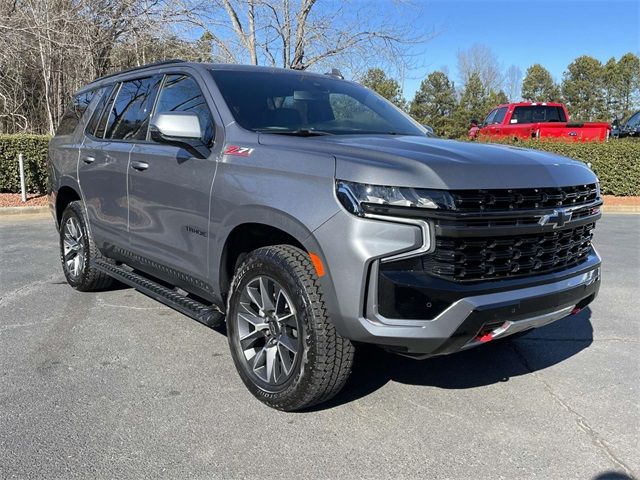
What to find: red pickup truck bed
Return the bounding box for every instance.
[478,102,610,142]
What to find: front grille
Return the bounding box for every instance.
[451,184,598,212]
[422,222,595,281]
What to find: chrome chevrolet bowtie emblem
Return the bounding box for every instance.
[539,208,573,228]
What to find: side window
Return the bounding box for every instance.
[626,112,640,128]
[483,109,497,125]
[154,74,214,145]
[493,107,508,124]
[104,76,162,140]
[56,90,97,136]
[511,107,530,124]
[94,84,120,139]
[85,84,115,137]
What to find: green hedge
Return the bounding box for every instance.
[0,134,638,196]
[0,135,51,194]
[484,139,640,196]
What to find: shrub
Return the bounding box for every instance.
[0,134,51,194]
[0,134,638,196]
[483,139,640,196]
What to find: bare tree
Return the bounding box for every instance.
[0,0,430,134]
[187,0,427,74]
[504,64,522,101]
[0,0,200,134]
[457,43,503,93]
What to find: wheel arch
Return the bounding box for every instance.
[215,206,332,299]
[218,221,308,299]
[55,184,82,227]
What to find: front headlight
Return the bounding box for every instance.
[336,180,456,216]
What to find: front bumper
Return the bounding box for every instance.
[311,210,601,357]
[363,252,599,356]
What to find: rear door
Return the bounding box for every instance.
[50,88,101,209]
[127,72,220,285]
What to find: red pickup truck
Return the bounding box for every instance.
[477,102,611,142]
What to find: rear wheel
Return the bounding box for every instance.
[227,245,354,411]
[59,201,114,291]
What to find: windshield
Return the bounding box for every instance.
[210,69,424,136]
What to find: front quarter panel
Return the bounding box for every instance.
[209,141,339,295]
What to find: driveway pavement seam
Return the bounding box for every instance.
[0,273,58,306]
[508,342,636,478]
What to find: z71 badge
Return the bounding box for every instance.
[223,145,255,157]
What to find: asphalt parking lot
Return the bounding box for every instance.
[0,213,638,479]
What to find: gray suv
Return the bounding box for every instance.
[48,60,602,411]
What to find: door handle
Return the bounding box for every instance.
[130,160,149,171]
[82,156,95,164]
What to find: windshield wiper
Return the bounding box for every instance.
[256,128,333,137]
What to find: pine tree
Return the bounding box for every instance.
[612,53,640,116]
[487,90,509,106]
[409,71,456,137]
[452,72,489,138]
[521,64,560,102]
[561,56,607,121]
[360,68,406,109]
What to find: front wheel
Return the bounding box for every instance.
[227,245,354,411]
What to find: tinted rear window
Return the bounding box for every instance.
[105,76,162,140]
[511,106,566,124]
[85,84,115,137]
[94,85,119,139]
[56,90,97,136]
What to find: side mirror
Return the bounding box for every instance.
[421,125,437,137]
[149,112,210,158]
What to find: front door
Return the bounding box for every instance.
[128,73,219,285]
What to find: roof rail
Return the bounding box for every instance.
[324,68,344,80]
[89,59,187,85]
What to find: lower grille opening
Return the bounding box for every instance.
[422,222,595,281]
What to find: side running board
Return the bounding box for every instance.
[93,259,224,327]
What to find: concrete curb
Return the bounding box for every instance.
[602,205,640,214]
[0,206,50,216]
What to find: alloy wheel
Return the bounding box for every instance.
[62,217,85,279]
[236,275,300,386]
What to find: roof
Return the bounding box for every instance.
[81,60,345,94]
[495,102,565,108]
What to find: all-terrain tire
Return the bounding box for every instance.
[59,201,114,291]
[227,245,354,411]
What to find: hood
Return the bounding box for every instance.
[258,134,598,190]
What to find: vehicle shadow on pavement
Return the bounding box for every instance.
[592,471,635,480]
[313,309,594,411]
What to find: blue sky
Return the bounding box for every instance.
[401,0,640,98]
